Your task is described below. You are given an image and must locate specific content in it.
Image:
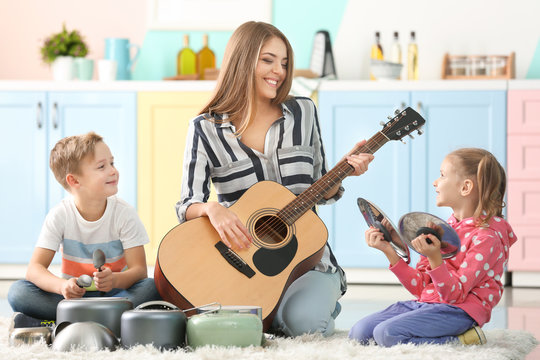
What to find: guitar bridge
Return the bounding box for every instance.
[215,242,255,278]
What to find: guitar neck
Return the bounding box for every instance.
[278,131,390,225]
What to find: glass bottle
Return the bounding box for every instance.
[390,31,401,64]
[407,31,418,80]
[370,31,384,80]
[197,34,216,80]
[177,34,197,76]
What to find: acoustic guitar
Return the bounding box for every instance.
[154,107,426,330]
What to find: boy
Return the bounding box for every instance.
[8,132,160,327]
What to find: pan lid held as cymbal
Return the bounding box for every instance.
[357,198,410,263]
[398,212,461,259]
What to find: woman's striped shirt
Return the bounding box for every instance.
[176,96,346,291]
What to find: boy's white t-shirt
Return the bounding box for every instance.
[36,195,149,279]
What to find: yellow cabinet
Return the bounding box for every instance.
[138,91,212,264]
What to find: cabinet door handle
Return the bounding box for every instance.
[52,102,59,129]
[36,102,43,129]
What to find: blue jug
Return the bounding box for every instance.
[104,38,140,80]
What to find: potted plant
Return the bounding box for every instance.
[40,23,89,80]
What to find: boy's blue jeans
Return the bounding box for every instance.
[8,278,161,320]
[348,300,476,347]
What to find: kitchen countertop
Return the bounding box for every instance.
[0,79,539,92]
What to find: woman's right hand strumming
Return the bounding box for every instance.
[205,202,253,250]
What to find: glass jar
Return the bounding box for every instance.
[449,56,468,76]
[488,56,507,77]
[469,56,487,76]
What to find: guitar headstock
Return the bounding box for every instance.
[381,107,426,142]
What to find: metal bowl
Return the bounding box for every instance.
[52,321,119,352]
[9,326,52,346]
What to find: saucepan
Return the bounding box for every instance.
[121,300,187,350]
[186,304,263,348]
[9,326,53,346]
[56,297,133,338]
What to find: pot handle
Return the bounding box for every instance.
[183,302,222,316]
[135,300,179,310]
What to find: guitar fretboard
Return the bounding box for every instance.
[278,131,390,225]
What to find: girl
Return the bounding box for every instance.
[349,148,516,346]
[175,21,374,337]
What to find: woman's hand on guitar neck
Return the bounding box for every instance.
[344,140,374,177]
[205,202,253,249]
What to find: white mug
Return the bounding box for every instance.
[98,59,118,81]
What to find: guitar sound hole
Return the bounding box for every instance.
[254,215,287,245]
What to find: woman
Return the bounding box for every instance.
[176,21,374,337]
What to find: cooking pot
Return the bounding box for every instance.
[186,311,263,348]
[9,327,52,346]
[121,300,187,350]
[52,321,119,351]
[56,297,133,338]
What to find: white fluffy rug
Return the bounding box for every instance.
[2,317,538,360]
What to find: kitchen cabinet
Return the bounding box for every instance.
[507,89,540,272]
[318,87,506,268]
[0,91,136,263]
[137,91,212,264]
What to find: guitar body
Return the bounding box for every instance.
[155,180,328,330]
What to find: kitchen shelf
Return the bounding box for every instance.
[441,52,515,80]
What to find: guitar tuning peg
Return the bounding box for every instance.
[394,109,400,115]
[400,139,407,144]
[380,121,386,126]
[408,134,415,139]
[387,116,393,120]
[417,129,424,135]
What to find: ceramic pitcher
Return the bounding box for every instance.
[104,38,140,80]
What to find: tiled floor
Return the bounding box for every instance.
[1,281,539,358]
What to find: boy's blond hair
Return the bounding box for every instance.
[49,132,103,190]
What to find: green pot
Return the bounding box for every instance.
[187,313,262,348]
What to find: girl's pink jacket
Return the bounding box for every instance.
[391,215,517,326]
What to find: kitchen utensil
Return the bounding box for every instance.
[92,248,106,295]
[357,198,410,263]
[76,274,92,288]
[92,249,105,271]
[370,59,403,80]
[310,30,336,78]
[9,327,52,346]
[52,321,119,351]
[186,312,263,348]
[121,300,187,350]
[56,297,133,338]
[398,212,461,259]
[104,38,140,80]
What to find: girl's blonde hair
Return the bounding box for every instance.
[49,131,103,190]
[200,21,294,135]
[449,148,506,225]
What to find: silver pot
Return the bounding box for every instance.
[9,327,52,346]
[52,321,119,351]
[56,297,133,338]
[120,300,187,350]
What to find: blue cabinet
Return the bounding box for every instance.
[318,89,506,268]
[0,91,136,263]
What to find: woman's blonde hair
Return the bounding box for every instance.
[49,131,103,190]
[449,148,506,225]
[200,21,294,135]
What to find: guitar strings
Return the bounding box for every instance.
[252,130,390,243]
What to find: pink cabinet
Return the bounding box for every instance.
[507,90,540,271]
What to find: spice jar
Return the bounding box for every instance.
[469,56,487,76]
[488,56,507,77]
[449,56,468,76]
